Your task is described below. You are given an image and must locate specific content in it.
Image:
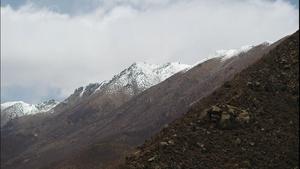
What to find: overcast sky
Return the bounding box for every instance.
[1,0,299,104]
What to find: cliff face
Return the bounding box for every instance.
[117,31,299,169]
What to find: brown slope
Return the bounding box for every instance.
[117,30,299,168]
[50,40,285,168]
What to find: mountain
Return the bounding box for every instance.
[1,100,59,127]
[117,30,299,168]
[40,40,285,168]
[0,36,288,169]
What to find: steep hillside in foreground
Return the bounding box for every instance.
[117,30,299,168]
[46,40,285,169]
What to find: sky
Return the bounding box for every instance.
[1,0,299,104]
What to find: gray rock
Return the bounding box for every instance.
[148,156,156,162]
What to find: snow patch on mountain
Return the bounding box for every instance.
[95,80,109,92]
[192,41,273,67]
[79,86,86,97]
[105,61,190,94]
[71,62,190,97]
[1,101,21,110]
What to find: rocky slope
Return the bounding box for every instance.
[117,30,299,169]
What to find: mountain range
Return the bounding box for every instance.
[1,62,189,127]
[1,32,296,169]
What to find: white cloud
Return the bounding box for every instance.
[1,0,299,103]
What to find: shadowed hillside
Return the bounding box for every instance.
[117,30,299,168]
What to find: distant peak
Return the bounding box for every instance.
[192,42,269,67]
[1,99,59,122]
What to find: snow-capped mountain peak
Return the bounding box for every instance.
[68,61,190,100]
[200,44,255,64]
[1,99,59,121]
[103,61,190,95]
[192,41,274,67]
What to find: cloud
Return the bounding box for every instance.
[1,0,299,104]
